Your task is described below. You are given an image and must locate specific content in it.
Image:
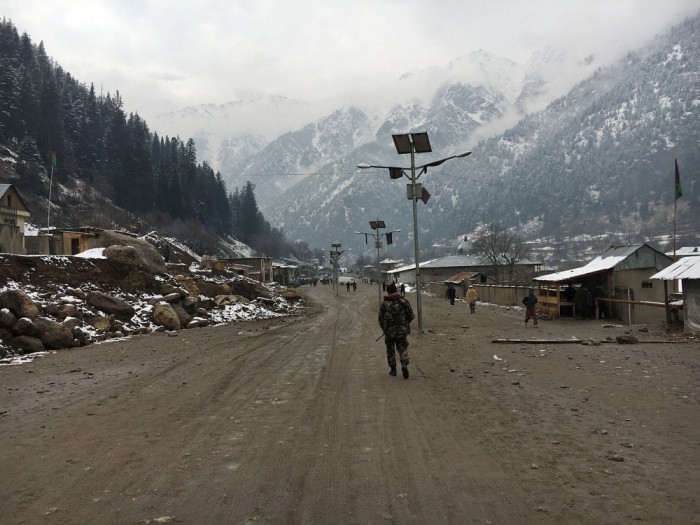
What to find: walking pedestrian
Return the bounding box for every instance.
[447,284,456,306]
[466,285,479,314]
[378,283,415,379]
[522,288,538,327]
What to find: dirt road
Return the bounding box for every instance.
[1,282,698,524]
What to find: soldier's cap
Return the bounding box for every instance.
[387,283,398,293]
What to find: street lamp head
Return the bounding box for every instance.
[356,163,372,169]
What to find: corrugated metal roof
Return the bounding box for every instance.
[651,256,700,280]
[665,246,700,257]
[422,255,487,268]
[534,244,670,283]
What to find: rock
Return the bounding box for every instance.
[231,279,270,300]
[171,303,192,328]
[35,317,75,350]
[86,291,135,321]
[71,326,89,346]
[214,294,243,306]
[181,297,198,315]
[279,289,303,302]
[11,317,40,337]
[87,315,113,332]
[173,275,200,298]
[159,284,188,298]
[63,316,82,330]
[615,334,638,345]
[97,230,167,274]
[152,302,181,331]
[65,287,86,300]
[161,292,182,303]
[0,328,13,341]
[0,289,40,319]
[46,302,79,320]
[0,308,17,328]
[195,279,231,298]
[186,317,211,329]
[9,335,44,353]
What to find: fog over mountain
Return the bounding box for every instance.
[155,14,699,263]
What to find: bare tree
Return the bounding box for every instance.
[469,223,530,283]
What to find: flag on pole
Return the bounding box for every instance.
[675,158,682,200]
[51,150,57,167]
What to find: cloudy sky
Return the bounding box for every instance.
[3,0,698,125]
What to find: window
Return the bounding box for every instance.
[641,281,653,289]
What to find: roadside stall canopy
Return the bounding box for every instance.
[534,246,638,284]
[651,256,700,333]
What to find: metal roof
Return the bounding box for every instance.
[651,256,700,280]
[665,246,700,257]
[535,244,671,283]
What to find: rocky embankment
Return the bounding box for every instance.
[0,243,302,359]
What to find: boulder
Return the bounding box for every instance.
[34,317,74,350]
[0,328,13,341]
[11,317,40,337]
[171,303,192,328]
[181,297,198,315]
[230,279,270,300]
[63,316,82,330]
[279,289,303,303]
[10,335,44,354]
[161,292,182,304]
[86,291,135,321]
[104,245,142,274]
[214,294,247,306]
[65,287,86,300]
[86,315,112,332]
[71,327,89,346]
[195,279,231,298]
[186,317,211,329]
[173,275,200,298]
[44,302,79,320]
[152,302,181,331]
[616,334,639,344]
[0,308,17,329]
[159,284,188,298]
[96,230,167,274]
[0,289,40,319]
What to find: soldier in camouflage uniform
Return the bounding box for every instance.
[378,283,415,379]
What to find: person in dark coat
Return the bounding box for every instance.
[574,285,592,319]
[522,288,538,327]
[378,283,415,379]
[447,284,456,306]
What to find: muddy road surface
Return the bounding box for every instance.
[1,283,698,524]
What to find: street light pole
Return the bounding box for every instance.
[355,220,401,305]
[357,132,471,333]
[331,243,342,297]
[409,145,424,332]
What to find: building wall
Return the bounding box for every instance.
[0,223,23,254]
[682,280,700,333]
[613,269,667,325]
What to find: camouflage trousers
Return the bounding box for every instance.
[385,336,410,368]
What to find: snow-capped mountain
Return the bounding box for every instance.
[156,14,699,262]
[266,14,699,260]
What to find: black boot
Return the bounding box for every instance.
[389,366,397,376]
[401,364,409,379]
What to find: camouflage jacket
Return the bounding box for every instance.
[378,293,415,338]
